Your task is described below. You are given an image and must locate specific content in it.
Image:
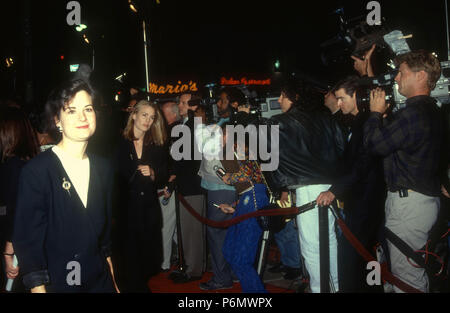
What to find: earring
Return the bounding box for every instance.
[57,125,63,133]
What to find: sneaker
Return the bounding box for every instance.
[199,280,233,291]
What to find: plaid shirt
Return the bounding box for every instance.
[363,95,442,196]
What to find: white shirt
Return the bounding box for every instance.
[194,123,223,160]
[52,146,90,208]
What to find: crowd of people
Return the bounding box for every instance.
[0,48,449,293]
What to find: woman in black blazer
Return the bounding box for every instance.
[12,80,119,293]
[114,100,168,293]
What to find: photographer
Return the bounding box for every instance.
[316,76,385,292]
[363,50,443,293]
[268,80,347,292]
[217,89,235,118]
[169,93,206,283]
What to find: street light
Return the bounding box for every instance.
[83,34,90,44]
[72,23,95,70]
[5,57,14,68]
[128,0,138,13]
[274,59,281,71]
[76,24,87,32]
[128,0,151,97]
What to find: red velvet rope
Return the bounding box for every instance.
[177,194,299,228]
[168,191,425,293]
[335,217,423,293]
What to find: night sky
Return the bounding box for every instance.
[1,0,449,110]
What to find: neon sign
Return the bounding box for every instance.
[220,77,271,86]
[149,81,198,95]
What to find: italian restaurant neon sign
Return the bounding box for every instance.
[149,81,199,95]
[220,77,271,86]
[148,76,271,95]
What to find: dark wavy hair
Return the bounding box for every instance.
[44,79,95,142]
[331,76,360,97]
[281,79,325,112]
[296,81,326,112]
[0,107,40,162]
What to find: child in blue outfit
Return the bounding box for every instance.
[219,158,268,293]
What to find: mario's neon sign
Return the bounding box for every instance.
[220,77,271,86]
[149,81,198,95]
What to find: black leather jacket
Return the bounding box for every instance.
[266,106,347,190]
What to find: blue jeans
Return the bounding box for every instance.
[223,184,268,293]
[206,189,237,286]
[274,219,302,269]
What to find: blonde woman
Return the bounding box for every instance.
[115,100,168,293]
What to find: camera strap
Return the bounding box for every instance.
[384,227,433,274]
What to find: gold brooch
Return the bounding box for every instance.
[62,177,71,196]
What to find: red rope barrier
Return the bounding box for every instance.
[177,194,298,228]
[170,190,428,293]
[335,217,423,293]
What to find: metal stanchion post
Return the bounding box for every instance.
[257,230,271,277]
[142,20,150,100]
[174,187,186,273]
[319,205,330,293]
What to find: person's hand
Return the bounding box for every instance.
[4,255,19,279]
[219,204,235,214]
[279,191,290,207]
[31,285,46,293]
[351,44,376,77]
[221,173,231,184]
[316,191,336,207]
[442,185,450,198]
[370,88,390,114]
[324,92,340,114]
[168,175,176,183]
[138,165,155,180]
[238,105,250,113]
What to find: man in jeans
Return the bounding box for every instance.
[364,50,443,292]
[269,219,303,280]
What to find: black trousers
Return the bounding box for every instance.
[115,190,162,293]
[337,202,384,293]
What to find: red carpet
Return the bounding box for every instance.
[149,270,294,293]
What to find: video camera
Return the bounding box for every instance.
[324,7,450,111]
[320,8,409,66]
[187,83,264,125]
[356,61,450,112]
[187,83,220,124]
[228,85,264,125]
